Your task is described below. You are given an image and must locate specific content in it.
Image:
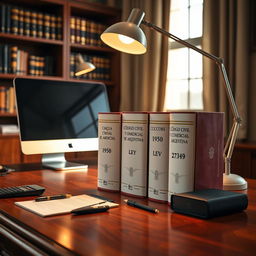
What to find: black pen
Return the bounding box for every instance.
[35,193,72,202]
[71,205,110,215]
[124,199,159,213]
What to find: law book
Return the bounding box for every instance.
[10,45,18,74]
[70,52,75,78]
[8,86,15,113]
[29,55,37,76]
[11,7,19,34]
[148,113,169,202]
[98,112,122,192]
[56,16,62,40]
[37,12,43,38]
[43,13,50,39]
[193,112,224,190]
[0,44,3,73]
[0,86,7,112]
[18,8,24,35]
[0,4,6,33]
[3,44,9,73]
[121,112,148,197]
[5,5,11,34]
[168,112,197,203]
[50,14,56,40]
[168,112,224,203]
[80,19,86,45]
[30,11,37,37]
[70,16,76,43]
[24,9,31,36]
[75,17,81,44]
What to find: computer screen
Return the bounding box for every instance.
[14,78,110,170]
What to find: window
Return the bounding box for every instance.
[164,0,203,110]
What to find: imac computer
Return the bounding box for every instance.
[14,78,110,170]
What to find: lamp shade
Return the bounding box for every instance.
[75,54,96,76]
[101,8,147,54]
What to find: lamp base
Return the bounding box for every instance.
[223,173,247,190]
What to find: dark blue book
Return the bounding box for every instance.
[5,5,11,33]
[0,44,3,73]
[171,189,248,219]
[0,4,6,33]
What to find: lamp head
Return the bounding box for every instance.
[75,54,96,77]
[101,8,147,54]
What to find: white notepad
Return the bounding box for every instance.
[15,194,119,217]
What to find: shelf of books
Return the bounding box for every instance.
[0,0,121,164]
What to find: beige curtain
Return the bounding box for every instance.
[203,0,250,139]
[120,0,170,111]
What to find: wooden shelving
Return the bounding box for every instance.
[0,0,121,165]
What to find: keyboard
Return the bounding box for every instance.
[0,185,45,198]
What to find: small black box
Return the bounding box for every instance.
[170,189,248,219]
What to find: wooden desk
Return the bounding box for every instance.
[0,166,256,256]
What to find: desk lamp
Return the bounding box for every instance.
[100,8,247,190]
[75,54,96,76]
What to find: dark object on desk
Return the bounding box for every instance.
[124,199,159,213]
[35,193,72,202]
[0,165,15,176]
[0,184,45,198]
[71,205,110,215]
[170,189,248,219]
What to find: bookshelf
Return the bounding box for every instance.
[0,0,121,164]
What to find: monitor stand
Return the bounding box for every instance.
[42,153,88,171]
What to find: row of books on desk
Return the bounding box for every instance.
[97,111,224,203]
[0,44,55,76]
[0,4,62,40]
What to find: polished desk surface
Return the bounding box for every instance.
[0,165,256,256]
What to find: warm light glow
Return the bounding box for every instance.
[75,67,95,76]
[118,34,135,44]
[101,33,146,54]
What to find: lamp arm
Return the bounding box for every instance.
[142,19,242,175]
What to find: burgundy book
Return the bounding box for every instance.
[194,112,224,190]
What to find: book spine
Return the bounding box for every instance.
[98,113,122,192]
[0,44,3,73]
[0,4,6,33]
[56,16,62,40]
[43,13,50,39]
[75,17,81,44]
[50,15,56,40]
[70,17,75,43]
[3,44,9,73]
[10,45,18,74]
[70,53,75,78]
[194,112,224,190]
[29,55,36,75]
[5,5,11,34]
[11,7,19,34]
[37,12,43,38]
[148,113,169,202]
[8,86,15,113]
[121,112,148,197]
[18,8,24,35]
[24,9,31,36]
[0,86,6,112]
[31,11,37,37]
[80,19,86,45]
[168,112,196,203]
